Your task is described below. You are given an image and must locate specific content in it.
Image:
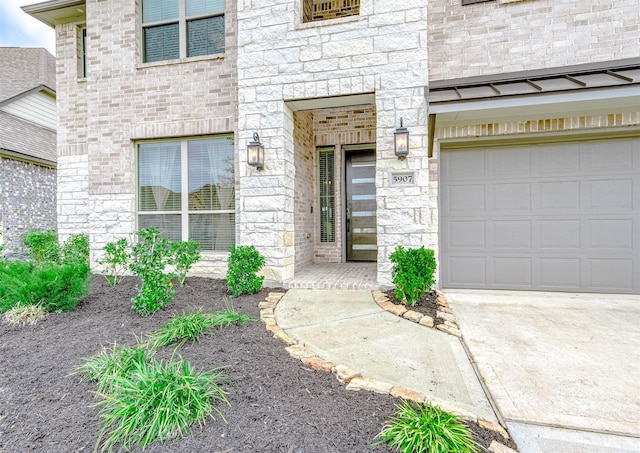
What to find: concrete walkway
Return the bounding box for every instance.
[447,290,640,453]
[274,289,499,425]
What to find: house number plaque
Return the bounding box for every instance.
[390,171,415,186]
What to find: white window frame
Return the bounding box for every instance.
[137,135,235,252]
[141,0,225,63]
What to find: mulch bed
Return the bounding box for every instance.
[0,276,516,452]
[384,289,443,326]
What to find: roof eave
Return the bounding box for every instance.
[22,0,86,28]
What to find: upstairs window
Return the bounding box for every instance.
[303,0,359,23]
[142,0,225,63]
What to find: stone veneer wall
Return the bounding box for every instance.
[0,158,56,252]
[237,0,430,285]
[428,0,640,81]
[54,0,238,276]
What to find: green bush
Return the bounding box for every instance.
[226,245,265,297]
[130,228,175,316]
[170,240,201,287]
[61,233,90,266]
[22,229,60,263]
[94,356,228,452]
[99,238,131,286]
[0,260,90,313]
[389,246,437,306]
[375,401,481,453]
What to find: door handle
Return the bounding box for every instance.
[346,207,351,233]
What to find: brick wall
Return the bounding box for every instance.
[428,0,640,80]
[293,111,315,269]
[54,0,238,274]
[0,158,56,252]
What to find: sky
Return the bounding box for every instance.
[0,0,56,55]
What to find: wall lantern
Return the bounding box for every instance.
[247,132,264,170]
[394,117,409,159]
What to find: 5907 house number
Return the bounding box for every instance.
[390,171,415,186]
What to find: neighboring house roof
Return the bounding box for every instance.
[0,48,57,165]
[0,111,56,166]
[0,47,56,104]
[429,58,640,104]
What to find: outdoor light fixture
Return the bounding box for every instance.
[394,117,409,158]
[247,132,264,170]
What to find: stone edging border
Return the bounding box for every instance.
[372,289,463,337]
[258,291,517,453]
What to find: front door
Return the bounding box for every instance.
[346,150,377,261]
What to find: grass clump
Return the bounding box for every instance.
[2,304,46,326]
[149,311,216,349]
[75,343,155,394]
[149,306,257,349]
[375,401,481,453]
[95,356,227,452]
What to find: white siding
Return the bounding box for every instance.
[0,91,57,130]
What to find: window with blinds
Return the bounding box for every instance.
[138,135,235,251]
[142,0,225,63]
[318,148,335,243]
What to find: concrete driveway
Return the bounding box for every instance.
[446,290,640,453]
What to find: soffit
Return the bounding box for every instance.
[22,0,86,27]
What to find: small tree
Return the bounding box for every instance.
[389,246,437,306]
[129,228,174,316]
[226,245,265,297]
[170,240,201,287]
[99,238,131,286]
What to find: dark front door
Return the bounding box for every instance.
[346,150,377,261]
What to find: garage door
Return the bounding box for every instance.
[440,136,640,294]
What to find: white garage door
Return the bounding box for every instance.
[440,136,640,294]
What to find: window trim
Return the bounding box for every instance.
[462,0,495,4]
[141,0,225,63]
[136,135,235,253]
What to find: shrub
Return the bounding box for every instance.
[170,240,201,287]
[99,238,131,286]
[0,260,90,313]
[94,356,228,452]
[130,228,175,316]
[389,246,437,306]
[226,245,265,297]
[61,233,90,266]
[375,401,481,453]
[2,304,46,326]
[149,310,216,349]
[22,229,60,263]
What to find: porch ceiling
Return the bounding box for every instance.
[286,93,375,111]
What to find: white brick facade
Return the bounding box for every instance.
[34,0,639,287]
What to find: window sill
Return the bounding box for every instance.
[296,15,361,30]
[136,53,225,70]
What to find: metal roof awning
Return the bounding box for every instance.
[429,59,640,104]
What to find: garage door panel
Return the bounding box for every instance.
[440,137,640,294]
[586,178,634,210]
[491,146,531,176]
[447,184,485,213]
[588,219,634,249]
[539,258,581,289]
[587,259,634,290]
[449,220,486,249]
[448,256,486,286]
[539,181,580,210]
[533,143,580,174]
[493,257,532,286]
[493,220,531,248]
[539,219,581,249]
[492,182,531,211]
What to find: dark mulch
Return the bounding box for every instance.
[384,289,443,326]
[0,276,516,452]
